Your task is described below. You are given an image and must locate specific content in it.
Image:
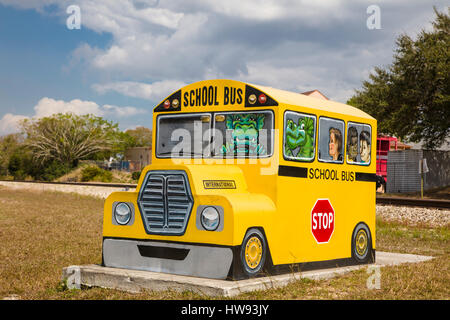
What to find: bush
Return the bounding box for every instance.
[81,165,113,183]
[8,149,40,180]
[8,148,72,181]
[131,171,141,181]
[40,161,72,181]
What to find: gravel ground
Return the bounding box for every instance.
[376,205,450,228]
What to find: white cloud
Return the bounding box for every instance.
[76,0,184,36]
[79,10,210,78]
[32,97,146,118]
[62,0,445,97]
[0,113,29,135]
[190,0,346,23]
[0,97,147,135]
[33,97,104,117]
[102,104,147,117]
[92,80,187,100]
[1,0,448,105]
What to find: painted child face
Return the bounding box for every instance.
[360,140,370,162]
[348,136,358,161]
[329,132,338,160]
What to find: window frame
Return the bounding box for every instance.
[155,112,212,159]
[345,121,373,166]
[282,110,317,163]
[317,116,346,165]
[211,109,275,159]
[155,110,275,159]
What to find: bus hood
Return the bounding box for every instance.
[137,164,248,195]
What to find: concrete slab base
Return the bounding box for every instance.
[62,251,432,297]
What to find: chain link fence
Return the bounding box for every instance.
[387,149,450,193]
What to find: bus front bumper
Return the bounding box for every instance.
[102,238,234,280]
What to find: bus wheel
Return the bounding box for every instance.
[351,223,373,264]
[240,228,267,277]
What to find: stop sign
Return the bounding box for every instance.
[311,199,335,244]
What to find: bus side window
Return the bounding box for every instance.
[318,117,345,164]
[346,122,372,165]
[283,111,316,162]
[214,111,274,158]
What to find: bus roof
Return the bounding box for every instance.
[251,82,375,120]
[154,79,375,121]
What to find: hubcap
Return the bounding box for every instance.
[356,229,368,256]
[245,236,263,269]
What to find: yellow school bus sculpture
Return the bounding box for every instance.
[102,79,377,279]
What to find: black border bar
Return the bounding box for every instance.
[354,172,377,182]
[278,165,308,178]
[278,165,376,183]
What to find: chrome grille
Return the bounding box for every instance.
[138,171,193,235]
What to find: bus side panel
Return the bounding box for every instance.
[274,108,377,265]
[275,174,347,264]
[275,168,376,265]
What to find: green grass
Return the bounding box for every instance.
[0,186,448,300]
[376,218,450,256]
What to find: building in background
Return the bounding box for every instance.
[376,135,411,189]
[124,146,152,172]
[301,90,329,100]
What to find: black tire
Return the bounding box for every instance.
[351,223,374,264]
[239,228,268,278]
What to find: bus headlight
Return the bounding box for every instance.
[114,203,132,225]
[201,206,220,231]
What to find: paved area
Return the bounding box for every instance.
[62,251,433,297]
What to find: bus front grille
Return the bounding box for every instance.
[137,171,193,235]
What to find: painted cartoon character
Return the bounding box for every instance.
[346,126,358,162]
[284,116,315,159]
[359,130,371,163]
[221,113,266,156]
[328,127,343,162]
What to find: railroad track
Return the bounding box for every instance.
[376,196,450,209]
[0,179,138,189]
[1,180,449,209]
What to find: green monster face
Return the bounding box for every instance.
[285,119,306,151]
[223,113,266,155]
[285,117,314,158]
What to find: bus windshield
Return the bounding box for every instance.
[156,111,273,158]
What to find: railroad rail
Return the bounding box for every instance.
[1,180,449,209]
[376,196,450,209]
[0,179,137,189]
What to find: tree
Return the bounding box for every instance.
[348,7,450,150]
[7,145,72,181]
[125,126,152,147]
[20,113,124,167]
[0,133,23,176]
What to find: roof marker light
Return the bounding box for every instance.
[163,99,171,109]
[258,93,267,104]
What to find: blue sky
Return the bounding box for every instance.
[0,6,110,110]
[0,0,448,135]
